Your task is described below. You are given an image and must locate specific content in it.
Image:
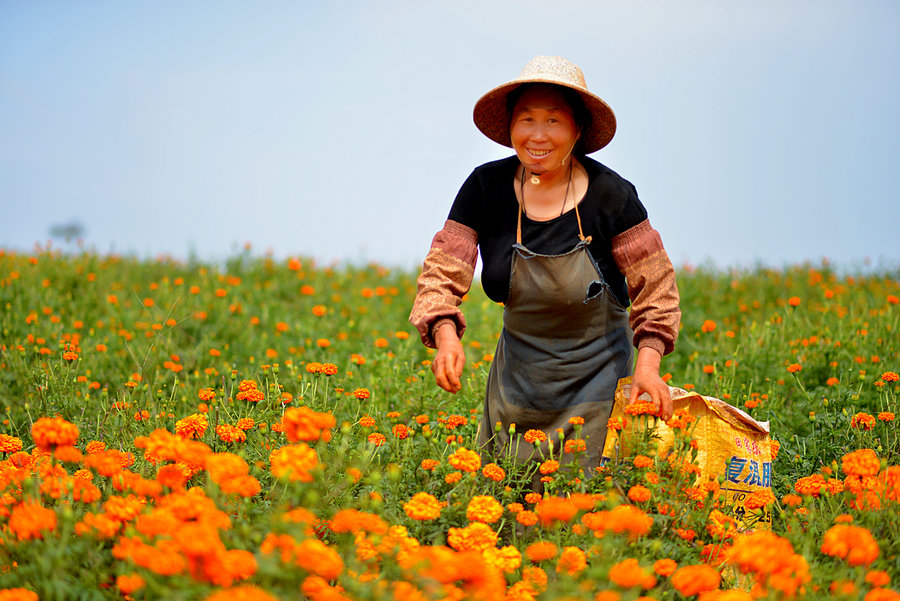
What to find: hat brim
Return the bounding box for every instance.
[473,77,616,154]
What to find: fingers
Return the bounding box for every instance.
[431,352,463,393]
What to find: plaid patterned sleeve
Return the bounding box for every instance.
[409,219,478,348]
[611,219,681,356]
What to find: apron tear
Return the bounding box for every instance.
[584,280,605,303]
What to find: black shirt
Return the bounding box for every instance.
[448,155,647,307]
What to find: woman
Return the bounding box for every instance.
[409,56,680,474]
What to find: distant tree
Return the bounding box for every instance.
[49,220,86,243]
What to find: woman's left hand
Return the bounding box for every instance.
[628,347,673,421]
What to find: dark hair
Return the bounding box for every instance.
[506,83,590,155]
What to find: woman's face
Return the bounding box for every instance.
[510,85,580,175]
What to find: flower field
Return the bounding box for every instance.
[0,246,898,601]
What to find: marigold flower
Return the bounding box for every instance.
[556,546,587,575]
[10,501,57,544]
[794,474,826,497]
[483,545,521,574]
[367,432,387,446]
[174,413,208,439]
[632,455,653,469]
[524,492,542,505]
[269,443,318,482]
[236,418,255,431]
[392,424,409,439]
[842,449,881,477]
[539,460,559,475]
[481,462,505,481]
[851,412,876,430]
[467,495,503,523]
[0,590,39,601]
[403,492,442,521]
[536,497,578,526]
[516,510,538,527]
[878,412,895,422]
[215,424,247,444]
[0,434,23,454]
[627,485,651,503]
[607,417,627,431]
[31,416,79,450]
[786,363,802,373]
[353,388,370,400]
[420,458,439,471]
[821,524,880,566]
[654,558,677,577]
[445,471,462,484]
[865,570,891,587]
[448,447,481,472]
[582,504,653,539]
[282,406,336,443]
[198,387,216,401]
[116,574,145,595]
[743,489,776,510]
[329,508,387,535]
[670,564,721,596]
[447,522,498,552]
[609,557,656,589]
[564,438,586,453]
[624,400,659,416]
[525,541,557,562]
[882,371,899,382]
[523,429,547,444]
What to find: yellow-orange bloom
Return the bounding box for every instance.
[608,558,656,589]
[842,449,881,477]
[467,495,503,524]
[555,546,587,575]
[31,416,79,450]
[447,522,498,552]
[269,444,318,482]
[670,564,721,596]
[282,406,336,443]
[403,492,442,521]
[821,525,880,566]
[9,501,57,540]
[447,447,481,473]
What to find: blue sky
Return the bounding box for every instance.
[2,1,898,272]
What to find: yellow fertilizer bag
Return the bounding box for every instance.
[602,377,774,530]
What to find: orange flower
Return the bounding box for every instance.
[215,424,247,444]
[0,590,39,601]
[31,416,79,450]
[743,489,776,510]
[447,447,481,473]
[878,412,895,422]
[0,434,24,454]
[851,412,876,430]
[627,485,651,503]
[633,455,653,468]
[447,522,498,552]
[608,558,656,589]
[269,444,318,482]
[482,463,505,481]
[786,363,802,374]
[282,406,336,443]
[624,400,659,416]
[116,574,145,595]
[788,296,801,307]
[483,545,522,574]
[794,474,826,497]
[555,546,587,575]
[701,319,717,333]
[564,438,586,453]
[525,541,557,563]
[539,460,559,475]
[842,449,880,477]
[174,413,208,439]
[581,504,653,539]
[367,433,387,446]
[821,525,879,566]
[329,509,387,535]
[670,564,721,596]
[403,492,442,521]
[9,501,57,540]
[882,371,899,382]
[466,495,503,523]
[536,497,578,526]
[353,388,370,400]
[420,458,439,471]
[523,429,547,444]
[516,510,538,527]
[653,558,678,577]
[392,424,409,439]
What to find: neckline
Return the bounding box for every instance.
[509,155,594,223]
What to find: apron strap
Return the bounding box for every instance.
[517,166,590,245]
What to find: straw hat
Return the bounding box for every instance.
[473,56,616,154]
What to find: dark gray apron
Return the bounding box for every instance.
[476,193,633,478]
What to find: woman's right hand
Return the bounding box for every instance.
[432,322,466,393]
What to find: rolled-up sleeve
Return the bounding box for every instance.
[409,219,478,348]
[611,219,681,356]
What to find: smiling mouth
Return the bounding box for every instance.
[528,149,552,157]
